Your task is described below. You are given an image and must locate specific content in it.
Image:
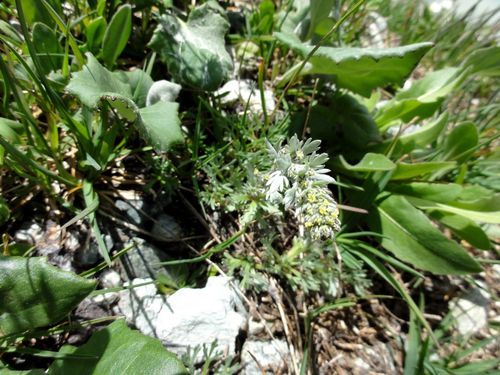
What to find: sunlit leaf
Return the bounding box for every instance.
[0,256,96,336]
[48,320,188,375]
[66,54,182,151]
[375,68,465,127]
[336,153,395,172]
[369,195,482,274]
[391,161,456,180]
[149,1,233,91]
[276,31,433,97]
[101,4,131,68]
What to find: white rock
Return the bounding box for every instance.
[100,270,122,289]
[14,222,44,245]
[91,292,118,304]
[64,231,81,252]
[239,84,275,114]
[241,339,289,374]
[146,80,181,106]
[117,276,246,362]
[216,79,275,114]
[450,285,490,336]
[248,318,266,336]
[216,79,241,103]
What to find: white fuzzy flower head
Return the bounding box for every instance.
[264,135,341,241]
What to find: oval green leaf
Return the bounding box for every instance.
[387,182,462,203]
[440,122,478,163]
[48,320,188,375]
[373,112,448,156]
[391,161,456,180]
[375,68,465,127]
[102,4,131,68]
[337,153,395,172]
[66,54,181,151]
[32,22,63,75]
[429,211,491,250]
[368,195,482,275]
[85,16,106,54]
[0,256,96,336]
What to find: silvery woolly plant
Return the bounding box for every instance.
[265,135,341,241]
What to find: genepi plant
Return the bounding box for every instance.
[265,135,341,241]
[218,3,497,369]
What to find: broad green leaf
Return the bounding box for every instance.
[66,53,131,108]
[453,185,500,210]
[103,94,138,122]
[440,122,478,163]
[388,182,462,203]
[336,153,395,172]
[391,161,456,180]
[429,211,491,250]
[375,112,448,156]
[114,69,154,108]
[48,320,188,375]
[278,0,310,38]
[0,256,96,336]
[138,102,183,151]
[32,22,62,75]
[300,95,381,152]
[38,0,85,67]
[308,95,381,151]
[102,4,131,68]
[66,54,182,151]
[250,0,275,36]
[375,68,465,127]
[85,16,106,54]
[20,0,61,26]
[275,32,433,97]
[409,198,500,224]
[461,46,500,77]
[307,0,334,38]
[369,195,482,274]
[149,1,233,91]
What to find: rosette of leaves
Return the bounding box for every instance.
[66,53,183,151]
[149,1,233,91]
